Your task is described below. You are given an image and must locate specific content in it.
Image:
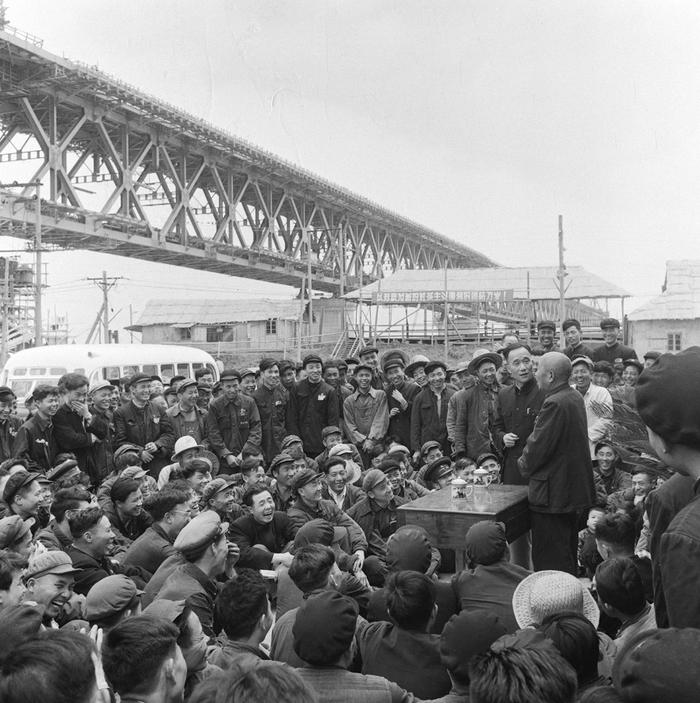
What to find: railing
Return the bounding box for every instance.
[1,24,44,48]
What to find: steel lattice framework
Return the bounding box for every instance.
[0,29,493,293]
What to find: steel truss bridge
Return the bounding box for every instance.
[0,28,493,294]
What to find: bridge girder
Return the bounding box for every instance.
[0,31,494,293]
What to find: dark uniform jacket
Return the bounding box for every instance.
[286,379,339,457]
[591,342,638,364]
[287,498,367,555]
[564,342,596,360]
[122,522,177,577]
[346,496,407,560]
[114,400,175,477]
[87,408,115,485]
[517,382,595,514]
[410,385,456,454]
[228,512,295,569]
[52,403,107,485]
[166,403,208,444]
[252,383,288,463]
[206,393,261,459]
[451,382,500,461]
[359,621,451,699]
[66,544,148,596]
[13,413,58,473]
[154,561,220,639]
[646,474,695,628]
[0,416,22,464]
[656,479,700,629]
[103,502,153,549]
[386,379,421,447]
[492,378,545,485]
[35,520,73,551]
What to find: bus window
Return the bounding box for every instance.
[12,368,27,376]
[123,365,139,376]
[176,363,190,377]
[29,368,46,376]
[142,364,158,376]
[160,364,175,383]
[50,367,67,376]
[73,368,86,375]
[9,380,33,398]
[103,367,120,379]
[193,363,203,370]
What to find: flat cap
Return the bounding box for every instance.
[176,379,197,394]
[0,515,33,549]
[328,443,354,458]
[0,385,16,400]
[219,368,241,382]
[537,320,556,331]
[378,458,402,475]
[358,346,378,357]
[269,453,295,473]
[424,360,447,376]
[128,372,152,387]
[561,318,581,331]
[302,354,323,368]
[280,435,303,450]
[120,466,147,481]
[86,574,142,620]
[113,444,143,460]
[291,468,321,492]
[322,425,342,439]
[465,520,508,566]
[362,469,387,493]
[46,457,80,482]
[3,470,41,505]
[420,440,441,457]
[173,511,227,559]
[476,452,499,468]
[25,550,81,580]
[623,358,644,373]
[571,355,594,370]
[387,525,432,573]
[600,317,620,329]
[293,591,358,665]
[643,350,661,361]
[387,443,410,457]
[344,357,360,366]
[405,354,430,376]
[424,457,453,485]
[201,477,233,503]
[240,367,257,379]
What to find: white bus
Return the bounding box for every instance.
[0,344,220,399]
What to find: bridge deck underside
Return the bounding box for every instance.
[0,31,494,292]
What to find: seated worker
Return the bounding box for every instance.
[268,453,299,513]
[320,456,364,512]
[286,469,369,584]
[228,484,295,570]
[475,452,502,485]
[415,440,443,485]
[359,570,451,699]
[451,520,531,634]
[380,457,428,502]
[314,426,362,470]
[326,443,363,488]
[346,469,406,586]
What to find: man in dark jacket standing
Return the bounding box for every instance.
[286,355,339,458]
[591,318,638,364]
[253,358,288,464]
[492,344,545,568]
[114,373,175,478]
[383,356,420,448]
[206,369,262,472]
[410,360,455,461]
[518,352,595,574]
[0,386,21,464]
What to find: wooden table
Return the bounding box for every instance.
[397,485,530,571]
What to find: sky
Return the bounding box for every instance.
[3,0,700,340]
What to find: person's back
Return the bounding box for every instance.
[359,571,450,699]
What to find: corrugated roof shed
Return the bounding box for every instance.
[628,260,700,321]
[129,299,301,330]
[344,266,630,301]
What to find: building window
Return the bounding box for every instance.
[667,332,682,352]
[266,318,277,335]
[179,327,192,340]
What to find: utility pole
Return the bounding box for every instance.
[87,271,123,343]
[305,225,313,345]
[557,215,568,349]
[34,180,42,346]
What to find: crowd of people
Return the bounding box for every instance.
[0,314,698,702]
